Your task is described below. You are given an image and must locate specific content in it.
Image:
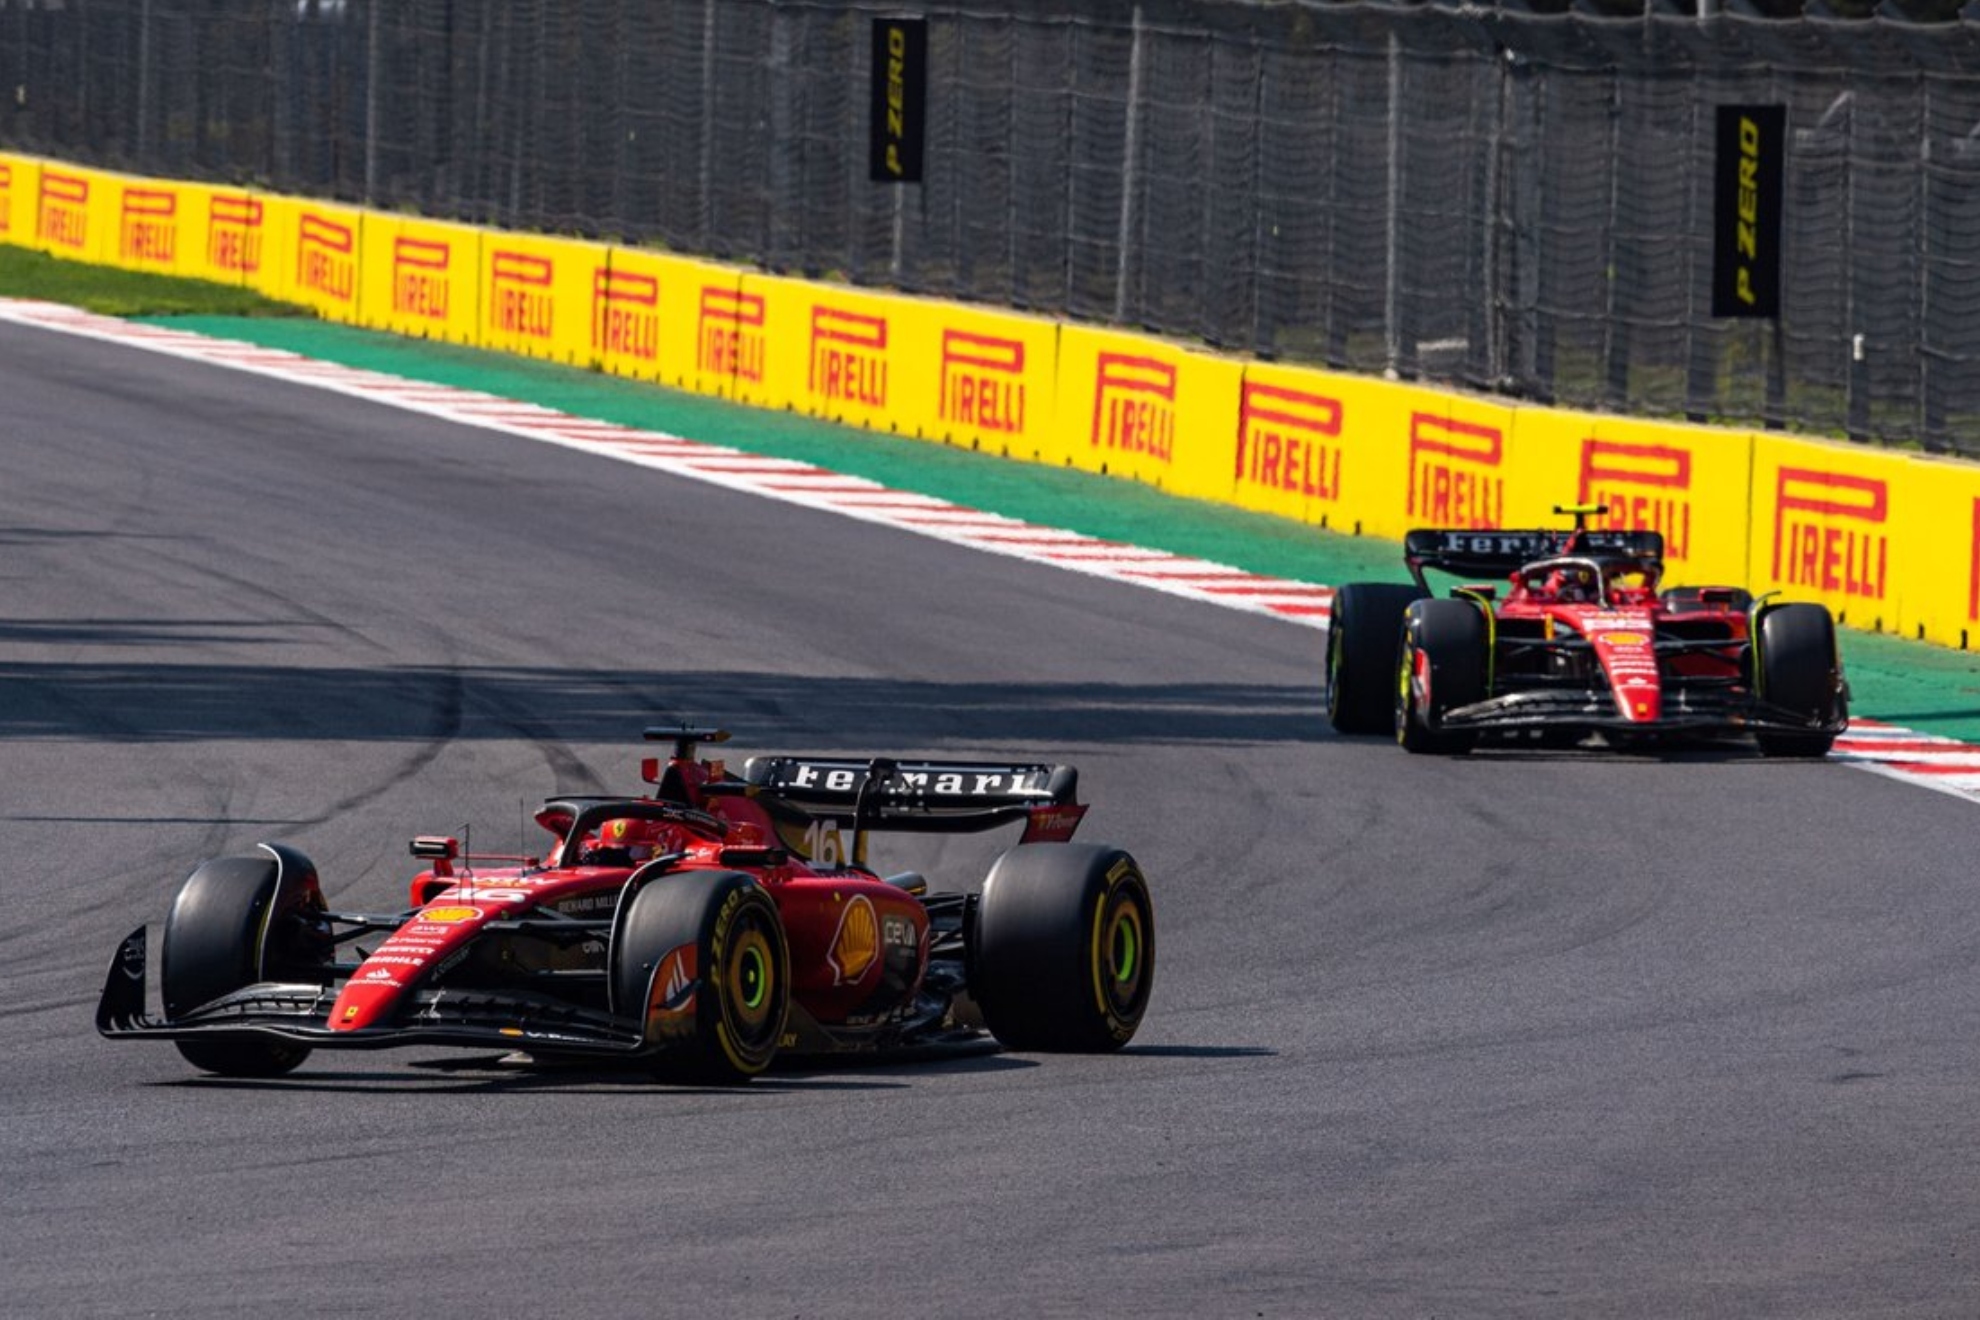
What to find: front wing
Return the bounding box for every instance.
[96,927,649,1057]
[1436,683,1846,738]
[97,926,990,1065]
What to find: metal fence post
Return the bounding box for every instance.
[364,0,380,204]
[1114,4,1145,323]
[1384,28,1401,377]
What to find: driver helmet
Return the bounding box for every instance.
[1606,568,1653,605]
[587,817,665,865]
[1547,565,1597,603]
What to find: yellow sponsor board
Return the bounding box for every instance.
[753,279,912,430]
[1167,351,1245,503]
[587,247,739,390]
[478,233,596,365]
[103,173,195,277]
[28,152,1980,657]
[1508,408,1751,587]
[1382,392,1519,542]
[1875,452,1980,648]
[909,302,1058,462]
[685,270,768,400]
[30,160,103,262]
[1055,325,1242,496]
[0,153,37,249]
[194,187,271,287]
[260,195,364,321]
[1748,433,1912,630]
[360,216,480,345]
[708,278,1059,458]
[1229,362,1429,536]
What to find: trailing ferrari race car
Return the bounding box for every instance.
[97,728,1154,1082]
[1325,505,1849,756]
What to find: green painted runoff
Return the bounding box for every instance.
[143,314,1980,744]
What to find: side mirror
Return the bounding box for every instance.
[409,835,459,862]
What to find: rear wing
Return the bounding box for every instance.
[741,756,1086,846]
[1403,527,1664,586]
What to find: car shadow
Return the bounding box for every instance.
[143,1042,1271,1094]
[0,659,1320,749]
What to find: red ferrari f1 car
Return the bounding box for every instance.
[97,728,1154,1082]
[1325,505,1849,756]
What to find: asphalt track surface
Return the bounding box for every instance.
[6,319,1980,1318]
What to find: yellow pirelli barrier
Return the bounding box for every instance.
[914,303,1057,461]
[0,154,30,247]
[1227,363,1351,530]
[587,248,737,391]
[1390,394,1520,539]
[1054,324,1243,496]
[197,188,271,287]
[29,160,102,262]
[730,272,809,413]
[1508,408,1751,589]
[1748,433,1917,633]
[359,216,481,346]
[259,195,365,322]
[685,273,768,401]
[769,278,909,430]
[1906,454,1980,649]
[19,148,1980,650]
[476,233,597,367]
[100,172,193,277]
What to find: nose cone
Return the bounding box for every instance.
[1592,624,1662,722]
[328,903,494,1031]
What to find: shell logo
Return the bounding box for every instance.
[1598,632,1651,647]
[827,895,880,985]
[419,906,479,923]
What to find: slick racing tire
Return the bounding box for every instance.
[1396,598,1487,755]
[1753,602,1845,758]
[971,844,1153,1053]
[611,870,789,1085]
[162,847,328,1078]
[1327,583,1427,735]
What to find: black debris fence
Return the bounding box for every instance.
[5,0,1980,455]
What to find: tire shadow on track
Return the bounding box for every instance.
[0,662,1320,749]
[130,1043,1274,1095]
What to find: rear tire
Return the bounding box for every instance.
[611,871,789,1084]
[162,848,326,1077]
[1327,583,1426,735]
[972,844,1154,1052]
[1753,603,1845,758]
[1395,598,1488,755]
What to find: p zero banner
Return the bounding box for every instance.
[869,17,926,184]
[1712,105,1785,319]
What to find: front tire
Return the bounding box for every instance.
[1327,583,1426,735]
[611,871,789,1084]
[1753,603,1846,758]
[1396,598,1487,755]
[971,844,1154,1052]
[162,846,326,1077]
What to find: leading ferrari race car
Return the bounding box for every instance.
[1325,505,1849,756]
[97,728,1154,1082]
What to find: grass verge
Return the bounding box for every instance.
[0,245,306,318]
